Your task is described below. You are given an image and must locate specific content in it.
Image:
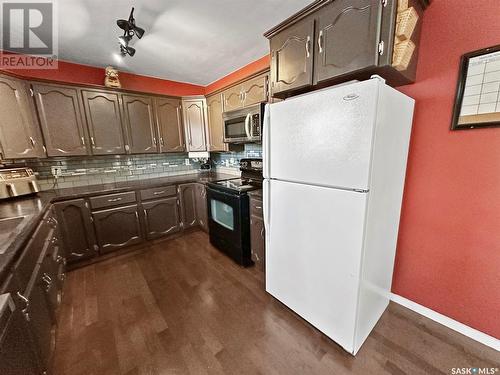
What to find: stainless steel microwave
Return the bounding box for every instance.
[223,103,264,144]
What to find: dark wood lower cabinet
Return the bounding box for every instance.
[195,184,209,233]
[250,216,265,272]
[178,184,198,229]
[54,199,98,264]
[0,296,40,375]
[93,205,144,254]
[25,262,56,372]
[142,197,180,240]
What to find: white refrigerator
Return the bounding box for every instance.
[262,77,415,355]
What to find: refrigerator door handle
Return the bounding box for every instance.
[263,179,270,232]
[263,104,271,179]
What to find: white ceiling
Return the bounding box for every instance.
[54,0,312,86]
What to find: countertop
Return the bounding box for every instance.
[0,172,237,283]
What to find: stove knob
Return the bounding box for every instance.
[241,162,248,168]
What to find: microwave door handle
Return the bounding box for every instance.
[245,114,251,139]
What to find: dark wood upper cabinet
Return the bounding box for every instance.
[182,99,207,152]
[178,184,198,229]
[93,205,143,254]
[269,18,315,96]
[265,0,427,97]
[32,83,89,156]
[223,85,244,112]
[54,199,97,264]
[154,97,185,153]
[142,197,180,240]
[314,0,382,85]
[241,73,268,107]
[121,94,158,154]
[206,93,226,152]
[81,90,126,155]
[0,76,45,159]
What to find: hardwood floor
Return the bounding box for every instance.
[52,231,499,375]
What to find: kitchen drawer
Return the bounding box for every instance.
[250,198,263,218]
[15,221,53,290]
[140,185,176,201]
[89,191,136,210]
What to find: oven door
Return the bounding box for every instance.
[207,187,251,266]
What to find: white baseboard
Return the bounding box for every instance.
[390,294,500,352]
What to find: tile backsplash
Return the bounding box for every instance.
[2,144,262,191]
[212,144,262,171]
[5,154,201,191]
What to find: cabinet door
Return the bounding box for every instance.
[122,94,158,154]
[93,205,144,254]
[314,0,382,84]
[242,74,268,107]
[54,199,97,264]
[270,19,314,96]
[81,90,125,155]
[0,298,41,375]
[32,83,89,156]
[25,264,56,371]
[195,184,208,232]
[250,215,265,272]
[142,197,180,240]
[0,76,45,159]
[155,97,185,153]
[182,99,207,152]
[206,94,226,152]
[178,184,198,229]
[223,85,243,112]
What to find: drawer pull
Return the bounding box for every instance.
[16,292,30,321]
[254,206,262,209]
[153,191,166,195]
[108,197,123,202]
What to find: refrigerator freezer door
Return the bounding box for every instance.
[267,79,379,191]
[265,179,367,353]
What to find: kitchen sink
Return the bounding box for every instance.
[0,216,27,254]
[0,216,26,231]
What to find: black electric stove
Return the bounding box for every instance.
[206,159,263,266]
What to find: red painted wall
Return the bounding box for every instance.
[205,55,270,95]
[393,0,500,338]
[0,53,205,96]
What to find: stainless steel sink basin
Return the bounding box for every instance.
[0,216,27,254]
[0,216,26,231]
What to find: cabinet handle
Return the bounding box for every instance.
[90,136,96,147]
[153,191,166,195]
[16,292,30,321]
[318,30,324,54]
[260,227,264,239]
[306,36,311,58]
[29,136,36,147]
[160,137,165,147]
[153,137,157,146]
[107,197,122,202]
[81,137,86,146]
[71,252,85,257]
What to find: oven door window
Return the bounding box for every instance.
[225,118,247,139]
[210,199,234,230]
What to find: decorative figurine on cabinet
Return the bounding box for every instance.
[104,66,121,88]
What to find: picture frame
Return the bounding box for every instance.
[451,45,500,130]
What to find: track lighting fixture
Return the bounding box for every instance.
[116,7,144,57]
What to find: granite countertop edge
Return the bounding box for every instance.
[0,172,237,283]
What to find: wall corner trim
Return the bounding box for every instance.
[390,294,500,352]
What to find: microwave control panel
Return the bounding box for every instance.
[251,114,261,136]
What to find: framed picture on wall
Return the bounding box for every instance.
[451,45,500,130]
